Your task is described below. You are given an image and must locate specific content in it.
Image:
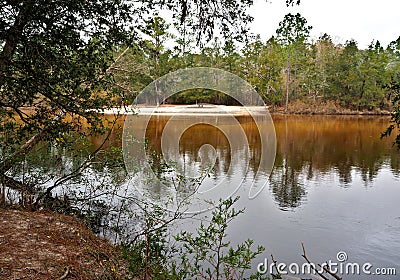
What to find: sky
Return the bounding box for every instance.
[249,0,400,48]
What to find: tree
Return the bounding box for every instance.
[382,36,400,147]
[276,13,311,46]
[326,40,362,108]
[276,13,312,111]
[173,14,196,60]
[358,40,390,110]
[239,36,284,107]
[0,0,259,201]
[313,34,339,101]
[383,73,400,148]
[0,0,134,194]
[139,16,173,105]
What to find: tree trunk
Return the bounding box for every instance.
[0,5,29,87]
[285,52,291,112]
[0,129,47,175]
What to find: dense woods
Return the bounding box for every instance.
[113,14,400,114]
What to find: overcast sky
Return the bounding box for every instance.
[249,0,400,48]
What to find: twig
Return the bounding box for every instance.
[318,263,342,280]
[58,266,70,280]
[106,47,130,74]
[271,253,282,278]
[301,243,330,280]
[301,243,342,280]
[34,116,119,205]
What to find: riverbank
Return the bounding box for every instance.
[0,210,322,280]
[100,104,267,116]
[99,102,392,116]
[269,100,392,115]
[0,208,128,279]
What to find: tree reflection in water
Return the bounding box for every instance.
[141,114,399,210]
[5,114,399,216]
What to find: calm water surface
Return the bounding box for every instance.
[137,114,400,279]
[9,112,398,278]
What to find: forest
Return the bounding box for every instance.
[112,14,400,114]
[1,0,400,279]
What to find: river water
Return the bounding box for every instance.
[30,112,397,279]
[121,114,399,279]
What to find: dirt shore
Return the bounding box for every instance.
[0,209,128,280]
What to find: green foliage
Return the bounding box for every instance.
[0,0,260,200]
[0,1,134,186]
[111,11,397,117]
[120,197,268,279]
[112,22,399,115]
[175,197,266,280]
[382,70,400,147]
[121,204,179,280]
[276,13,312,45]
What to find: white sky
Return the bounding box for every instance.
[249,0,400,48]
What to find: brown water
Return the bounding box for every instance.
[9,111,398,278]
[84,113,400,278]
[131,114,400,279]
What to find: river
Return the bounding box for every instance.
[28,112,398,279]
[119,113,400,279]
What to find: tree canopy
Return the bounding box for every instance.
[1,0,400,203]
[0,0,259,187]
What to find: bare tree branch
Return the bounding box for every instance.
[301,243,330,280]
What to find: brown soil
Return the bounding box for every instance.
[0,209,128,280]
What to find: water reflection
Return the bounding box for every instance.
[121,113,276,212]
[65,113,400,212]
[273,115,400,182]
[137,114,399,210]
[11,113,398,278]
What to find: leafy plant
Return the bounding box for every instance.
[382,70,400,148]
[120,197,268,279]
[121,203,180,280]
[175,197,268,280]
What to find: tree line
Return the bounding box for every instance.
[1,0,399,209]
[113,14,400,113]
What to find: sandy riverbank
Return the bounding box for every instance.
[99,103,392,116]
[100,104,268,116]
